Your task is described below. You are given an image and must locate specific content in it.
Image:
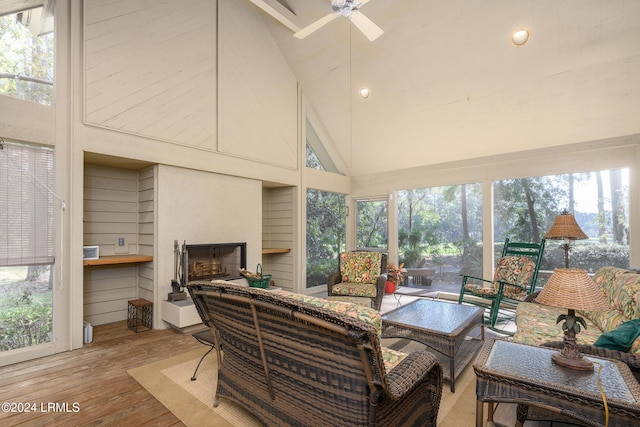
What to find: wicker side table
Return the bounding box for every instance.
[128,298,153,333]
[474,338,640,427]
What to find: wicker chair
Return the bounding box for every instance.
[327,251,388,311]
[188,280,443,427]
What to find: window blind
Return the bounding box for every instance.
[0,141,55,266]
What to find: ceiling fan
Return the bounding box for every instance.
[294,0,384,42]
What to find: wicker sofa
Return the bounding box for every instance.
[513,266,640,370]
[187,280,443,427]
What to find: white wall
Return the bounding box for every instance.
[155,165,262,328]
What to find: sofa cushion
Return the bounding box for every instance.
[594,319,640,352]
[339,251,382,285]
[580,308,626,333]
[591,267,640,322]
[331,282,378,298]
[273,290,382,335]
[381,346,408,372]
[513,301,602,347]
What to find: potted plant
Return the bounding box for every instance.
[386,263,404,293]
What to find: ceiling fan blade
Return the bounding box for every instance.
[349,11,384,41]
[294,13,339,39]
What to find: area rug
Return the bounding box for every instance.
[128,348,262,426]
[129,342,481,426]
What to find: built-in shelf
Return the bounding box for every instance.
[262,248,291,254]
[83,254,153,266]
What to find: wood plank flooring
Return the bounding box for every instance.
[0,321,204,426]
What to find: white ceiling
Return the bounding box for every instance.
[249,0,640,176]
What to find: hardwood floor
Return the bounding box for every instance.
[0,321,204,426]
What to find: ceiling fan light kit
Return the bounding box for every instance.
[294,0,384,42]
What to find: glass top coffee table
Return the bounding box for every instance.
[381,299,484,392]
[474,338,640,427]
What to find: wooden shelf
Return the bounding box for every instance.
[262,248,291,255]
[83,254,153,266]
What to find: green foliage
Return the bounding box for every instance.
[397,185,482,268]
[356,200,388,248]
[306,189,346,287]
[542,242,629,272]
[0,303,52,351]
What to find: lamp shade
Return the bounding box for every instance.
[544,211,588,240]
[536,268,609,312]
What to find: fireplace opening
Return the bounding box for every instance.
[180,242,246,285]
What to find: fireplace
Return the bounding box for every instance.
[180,242,246,286]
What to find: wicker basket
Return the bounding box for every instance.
[245,264,272,289]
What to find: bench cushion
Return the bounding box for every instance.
[273,290,382,335]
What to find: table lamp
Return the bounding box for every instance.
[536,268,610,370]
[544,210,588,268]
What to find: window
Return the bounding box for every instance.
[0,140,54,351]
[397,183,483,281]
[494,169,630,272]
[305,118,341,173]
[306,189,346,288]
[356,199,388,251]
[0,5,54,105]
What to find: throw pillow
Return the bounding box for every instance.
[594,318,640,352]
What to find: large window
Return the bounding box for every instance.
[306,189,346,288]
[0,5,54,105]
[397,183,483,282]
[494,169,630,273]
[0,140,54,352]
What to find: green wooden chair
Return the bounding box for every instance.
[458,238,545,329]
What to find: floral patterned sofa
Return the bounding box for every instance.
[513,266,640,370]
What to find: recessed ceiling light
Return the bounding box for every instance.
[511,28,531,47]
[359,87,370,98]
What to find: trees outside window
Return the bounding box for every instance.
[306,190,346,288]
[397,184,483,283]
[0,7,54,106]
[494,169,630,273]
[394,169,629,288]
[356,199,388,251]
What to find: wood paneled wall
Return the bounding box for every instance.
[262,187,295,291]
[137,166,155,302]
[83,164,154,325]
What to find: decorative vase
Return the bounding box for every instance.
[385,281,396,294]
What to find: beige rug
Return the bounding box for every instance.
[129,345,480,426]
[128,348,262,426]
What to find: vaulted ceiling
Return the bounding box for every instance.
[248,0,640,176]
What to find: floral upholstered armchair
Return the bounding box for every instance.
[327,251,388,311]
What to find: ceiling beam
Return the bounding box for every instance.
[249,0,301,33]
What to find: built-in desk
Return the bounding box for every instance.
[83,254,153,266]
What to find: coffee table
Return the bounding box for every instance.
[474,338,640,427]
[381,299,484,392]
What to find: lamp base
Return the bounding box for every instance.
[551,350,594,371]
